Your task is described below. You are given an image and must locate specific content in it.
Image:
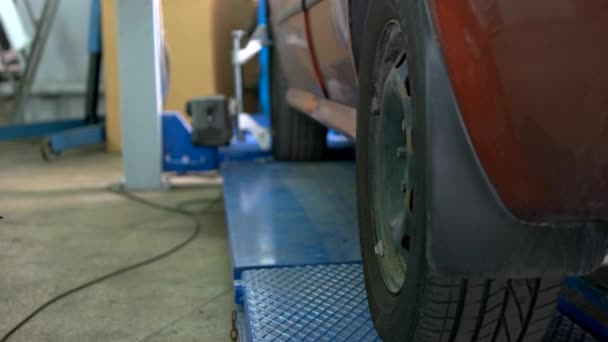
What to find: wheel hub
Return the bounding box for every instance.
[369,22,414,294]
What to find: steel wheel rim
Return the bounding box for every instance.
[369,21,414,294]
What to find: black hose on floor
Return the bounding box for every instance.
[0,185,218,342]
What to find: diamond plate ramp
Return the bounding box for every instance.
[240,264,380,342]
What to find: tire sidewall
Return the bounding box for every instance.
[356,0,429,340]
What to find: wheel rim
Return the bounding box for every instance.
[369,21,413,294]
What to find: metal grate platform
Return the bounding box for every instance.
[236,264,601,342]
[238,264,380,342]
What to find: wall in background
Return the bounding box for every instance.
[20,0,95,122]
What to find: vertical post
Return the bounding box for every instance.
[232,30,245,140]
[257,0,271,120]
[84,0,102,124]
[116,0,164,190]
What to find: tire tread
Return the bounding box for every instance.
[411,278,563,342]
[271,48,326,161]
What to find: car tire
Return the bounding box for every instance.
[355,0,562,341]
[270,49,326,161]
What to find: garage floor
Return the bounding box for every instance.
[0,141,233,341]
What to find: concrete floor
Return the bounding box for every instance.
[0,141,233,341]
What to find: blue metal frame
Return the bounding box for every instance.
[558,297,608,340]
[162,115,271,173]
[161,112,219,173]
[0,119,87,141]
[48,123,105,153]
[559,276,608,339]
[257,0,271,122]
[564,277,608,314]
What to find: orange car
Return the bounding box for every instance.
[269,0,608,341]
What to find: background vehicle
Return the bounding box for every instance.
[269,0,608,340]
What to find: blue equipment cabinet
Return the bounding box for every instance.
[161,112,219,173]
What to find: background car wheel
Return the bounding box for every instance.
[270,48,326,161]
[356,1,562,341]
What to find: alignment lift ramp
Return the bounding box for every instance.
[176,1,607,340]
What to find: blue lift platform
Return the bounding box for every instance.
[221,156,607,341]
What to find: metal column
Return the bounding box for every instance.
[115,0,164,190]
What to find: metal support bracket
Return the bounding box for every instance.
[232,25,269,65]
[238,113,271,151]
[231,26,272,150]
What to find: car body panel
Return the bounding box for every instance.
[269,0,358,138]
[269,0,302,23]
[307,0,359,108]
[269,0,326,98]
[287,88,357,138]
[430,0,608,221]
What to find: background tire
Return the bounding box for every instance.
[270,49,326,161]
[355,0,562,341]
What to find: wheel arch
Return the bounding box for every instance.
[401,0,608,278]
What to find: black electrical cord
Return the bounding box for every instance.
[0,185,218,342]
